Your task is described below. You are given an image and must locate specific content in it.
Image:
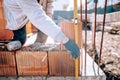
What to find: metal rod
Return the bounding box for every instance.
[80,0,83,78]
[74,0,79,79]
[80,0,82,21]
[93,0,98,75]
[84,0,87,76]
[93,0,98,57]
[98,0,107,73]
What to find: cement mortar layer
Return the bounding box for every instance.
[19,43,62,51]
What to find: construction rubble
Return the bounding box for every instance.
[86,23,120,79]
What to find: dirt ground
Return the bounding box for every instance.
[85,29,120,80]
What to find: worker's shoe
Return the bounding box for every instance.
[6,41,22,51]
[64,39,80,59]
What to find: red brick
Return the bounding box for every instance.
[48,51,80,76]
[16,51,48,76]
[0,52,17,76]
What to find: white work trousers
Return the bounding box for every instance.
[4,0,67,43]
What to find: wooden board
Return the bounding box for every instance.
[16,51,48,76]
[48,51,80,76]
[0,52,16,76]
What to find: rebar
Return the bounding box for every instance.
[98,0,108,74]
[80,0,82,21]
[80,0,83,79]
[93,0,98,76]
[84,0,87,76]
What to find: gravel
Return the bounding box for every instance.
[85,30,120,79]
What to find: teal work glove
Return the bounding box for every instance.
[64,39,80,59]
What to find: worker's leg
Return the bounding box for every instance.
[35,30,48,43]
[6,25,26,51]
[12,25,26,45]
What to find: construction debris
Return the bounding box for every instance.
[86,30,120,79]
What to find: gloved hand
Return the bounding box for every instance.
[6,41,22,51]
[64,39,80,59]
